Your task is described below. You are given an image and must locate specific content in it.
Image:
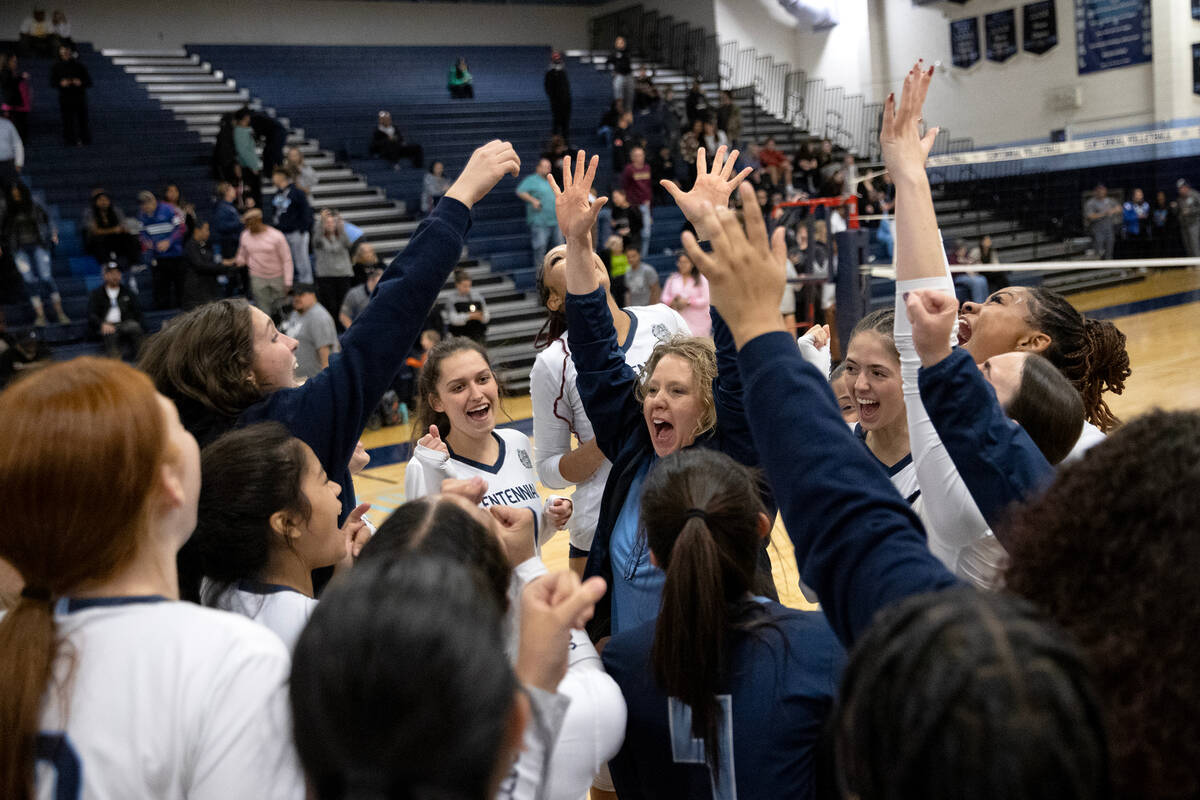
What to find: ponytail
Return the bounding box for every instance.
[534,249,567,350]
[0,598,57,799]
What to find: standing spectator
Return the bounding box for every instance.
[660,251,710,336]
[515,157,561,272]
[608,187,642,252]
[2,181,67,325]
[541,134,569,175]
[87,261,144,359]
[350,240,383,284]
[248,109,287,177]
[601,233,630,303]
[211,113,238,183]
[1083,183,1120,260]
[421,161,451,215]
[211,181,243,263]
[1121,187,1150,258]
[181,220,230,310]
[312,208,354,326]
[679,119,703,186]
[611,110,635,173]
[660,86,683,149]
[136,190,186,310]
[338,263,381,329]
[444,267,489,343]
[650,145,678,204]
[0,113,23,188]
[163,182,196,239]
[815,137,834,167]
[716,90,742,145]
[82,189,139,266]
[234,208,292,314]
[544,50,571,140]
[19,10,53,58]
[270,167,313,284]
[623,247,659,306]
[1177,179,1200,258]
[608,36,634,114]
[633,67,658,113]
[285,146,318,194]
[620,146,653,257]
[284,283,340,380]
[685,77,710,125]
[447,57,473,99]
[233,108,262,209]
[1151,189,1174,257]
[49,44,90,146]
[50,10,72,50]
[1,54,31,143]
[370,110,423,170]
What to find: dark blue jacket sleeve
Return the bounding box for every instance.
[565,287,645,463]
[710,307,757,468]
[917,348,1055,534]
[246,198,471,519]
[738,332,956,646]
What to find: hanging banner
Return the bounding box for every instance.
[985,9,1018,62]
[925,124,1200,169]
[1074,0,1152,75]
[1023,0,1058,55]
[950,17,981,68]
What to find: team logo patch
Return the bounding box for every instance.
[517,449,533,469]
[652,323,670,341]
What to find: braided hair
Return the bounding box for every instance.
[1026,287,1130,432]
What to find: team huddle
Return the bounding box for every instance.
[0,64,1195,800]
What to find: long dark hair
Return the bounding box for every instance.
[834,587,1110,800]
[291,555,516,800]
[642,449,769,778]
[1025,287,1129,432]
[533,248,567,349]
[180,422,312,604]
[1003,354,1084,465]
[411,336,499,444]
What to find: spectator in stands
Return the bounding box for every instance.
[701,119,728,154]
[3,181,67,325]
[444,267,489,343]
[136,189,186,310]
[601,233,629,303]
[1084,183,1120,260]
[248,108,287,176]
[969,234,1008,295]
[621,146,653,258]
[623,246,659,306]
[679,119,703,186]
[233,108,263,209]
[633,67,658,114]
[685,77,709,125]
[1177,179,1200,258]
[211,113,238,184]
[339,263,381,329]
[163,182,196,239]
[82,189,140,266]
[421,160,451,215]
[608,187,642,253]
[448,57,473,99]
[181,220,232,310]
[50,44,90,146]
[312,208,354,326]
[611,110,635,173]
[716,89,742,145]
[234,208,292,314]
[545,50,571,140]
[1,54,31,143]
[1121,187,1150,258]
[0,113,23,188]
[819,167,847,199]
[760,137,792,189]
[541,135,569,175]
[949,240,988,303]
[212,181,243,262]
[50,10,71,49]
[0,312,50,387]
[370,110,423,170]
[19,10,53,58]
[351,240,383,284]
[88,261,144,359]
[270,167,313,284]
[608,36,634,114]
[284,283,339,380]
[816,137,834,167]
[516,157,561,274]
[650,144,678,204]
[1151,189,1174,257]
[660,251,710,336]
[285,146,317,194]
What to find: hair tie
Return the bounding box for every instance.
[20,586,52,602]
[683,508,709,523]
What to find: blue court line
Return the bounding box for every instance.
[1085,289,1200,321]
[365,415,535,470]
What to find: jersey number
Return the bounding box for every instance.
[36,733,81,800]
[668,695,736,800]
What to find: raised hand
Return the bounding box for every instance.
[549,151,608,243]
[489,504,537,568]
[516,571,607,691]
[661,145,753,240]
[339,502,373,565]
[880,61,939,184]
[441,476,488,505]
[546,496,573,530]
[445,140,522,209]
[904,288,958,367]
[681,181,788,349]
[417,424,449,456]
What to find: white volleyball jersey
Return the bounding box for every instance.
[28,596,303,800]
[209,579,319,652]
[529,303,690,551]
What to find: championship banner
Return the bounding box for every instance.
[1074,0,1151,75]
[986,9,1018,63]
[926,125,1200,169]
[1023,0,1058,55]
[950,17,981,68]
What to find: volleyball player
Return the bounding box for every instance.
[0,359,303,799]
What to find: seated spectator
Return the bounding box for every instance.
[3,181,68,325]
[284,146,317,193]
[136,189,186,310]
[541,135,568,175]
[312,208,354,326]
[949,239,988,304]
[685,77,710,125]
[235,208,293,314]
[422,160,451,215]
[444,268,489,343]
[19,10,54,58]
[50,9,71,49]
[1,53,32,143]
[701,119,728,154]
[0,312,51,388]
[87,261,144,359]
[181,220,232,310]
[816,136,834,167]
[339,263,382,329]
[968,233,1008,295]
[716,89,742,145]
[82,189,140,266]
[679,119,702,183]
[623,246,659,306]
[660,251,710,336]
[760,138,793,190]
[270,167,313,284]
[448,57,473,99]
[620,146,653,257]
[233,108,263,208]
[284,283,340,381]
[370,110,423,169]
[818,167,846,199]
[163,182,196,239]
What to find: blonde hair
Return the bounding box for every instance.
[637,336,718,439]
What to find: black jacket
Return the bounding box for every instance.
[181,238,229,310]
[88,284,144,336]
[544,66,571,105]
[50,58,92,99]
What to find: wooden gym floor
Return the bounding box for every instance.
[353,269,1200,609]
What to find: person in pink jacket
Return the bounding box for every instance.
[235,209,293,314]
[659,251,711,336]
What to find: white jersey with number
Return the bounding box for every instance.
[208,579,319,652]
[29,596,304,800]
[529,303,690,551]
